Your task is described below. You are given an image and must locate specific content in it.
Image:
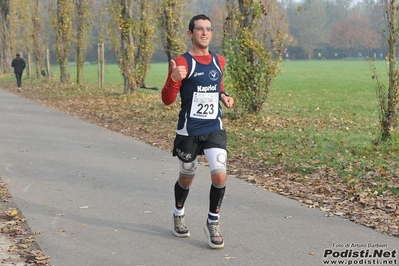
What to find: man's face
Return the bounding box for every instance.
[189,19,213,49]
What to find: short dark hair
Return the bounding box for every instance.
[16,53,20,57]
[188,14,211,32]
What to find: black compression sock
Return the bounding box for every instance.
[174,181,189,209]
[209,184,225,214]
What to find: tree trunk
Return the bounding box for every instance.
[109,0,155,93]
[60,63,70,83]
[160,0,185,63]
[119,0,136,94]
[381,0,399,140]
[123,76,131,94]
[0,0,12,73]
[75,0,94,85]
[76,11,85,85]
[76,52,84,85]
[31,0,44,79]
[54,0,73,83]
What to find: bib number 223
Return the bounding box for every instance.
[190,92,218,119]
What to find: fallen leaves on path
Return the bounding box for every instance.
[0,180,51,265]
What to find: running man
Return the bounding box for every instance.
[161,14,234,249]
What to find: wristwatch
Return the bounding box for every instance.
[221,91,229,97]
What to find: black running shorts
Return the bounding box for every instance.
[172,130,227,162]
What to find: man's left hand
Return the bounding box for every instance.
[221,95,234,109]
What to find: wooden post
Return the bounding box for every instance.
[98,42,104,88]
[27,52,31,77]
[101,42,105,88]
[98,43,101,88]
[46,49,51,79]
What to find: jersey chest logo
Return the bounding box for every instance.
[209,70,219,81]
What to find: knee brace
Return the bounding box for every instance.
[179,159,197,178]
[203,148,227,175]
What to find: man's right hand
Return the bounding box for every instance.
[170,60,187,82]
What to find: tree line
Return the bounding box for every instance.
[284,0,386,60]
[0,0,389,72]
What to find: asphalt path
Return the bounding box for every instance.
[0,89,398,266]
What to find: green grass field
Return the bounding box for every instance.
[247,60,394,177]
[57,63,169,88]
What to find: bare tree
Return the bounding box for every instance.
[109,0,156,94]
[135,1,155,88]
[0,0,12,73]
[158,0,186,65]
[31,0,45,79]
[52,0,73,83]
[74,0,94,85]
[370,0,399,141]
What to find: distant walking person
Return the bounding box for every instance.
[11,53,26,92]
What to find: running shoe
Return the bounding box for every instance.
[173,214,190,237]
[204,221,224,248]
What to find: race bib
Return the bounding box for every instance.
[190,92,219,119]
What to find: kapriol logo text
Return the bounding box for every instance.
[197,84,217,92]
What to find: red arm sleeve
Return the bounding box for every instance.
[217,54,226,93]
[161,56,188,105]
